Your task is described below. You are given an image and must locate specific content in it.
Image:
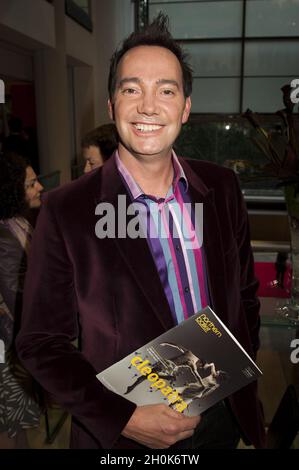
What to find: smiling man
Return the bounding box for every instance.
[110,46,190,159]
[17,15,265,449]
[108,45,190,200]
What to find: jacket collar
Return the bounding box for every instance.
[179,158,230,326]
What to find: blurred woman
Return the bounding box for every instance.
[0,153,43,448]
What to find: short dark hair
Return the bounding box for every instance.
[81,123,118,161]
[108,13,193,100]
[0,152,29,220]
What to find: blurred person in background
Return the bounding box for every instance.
[82,123,118,173]
[0,152,43,448]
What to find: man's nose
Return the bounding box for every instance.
[137,91,158,115]
[37,182,43,192]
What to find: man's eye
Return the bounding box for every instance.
[122,88,139,95]
[161,89,175,96]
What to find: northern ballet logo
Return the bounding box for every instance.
[0,79,4,104]
[0,339,5,364]
[290,78,299,104]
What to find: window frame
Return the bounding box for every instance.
[65,0,93,32]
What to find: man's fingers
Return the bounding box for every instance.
[122,404,202,449]
[165,407,186,419]
[175,416,201,432]
[177,429,196,441]
[165,408,201,428]
[162,414,201,435]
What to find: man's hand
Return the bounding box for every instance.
[121,404,201,449]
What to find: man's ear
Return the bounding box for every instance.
[108,99,115,121]
[182,96,191,124]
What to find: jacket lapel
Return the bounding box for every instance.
[179,158,230,326]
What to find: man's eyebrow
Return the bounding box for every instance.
[118,77,141,88]
[117,78,180,88]
[156,79,180,89]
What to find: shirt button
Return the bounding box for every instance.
[175,244,181,252]
[184,286,190,293]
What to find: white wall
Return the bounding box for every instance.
[72,65,95,155]
[34,0,71,183]
[0,42,33,81]
[68,0,134,163]
[0,0,55,48]
[66,16,95,66]
[0,0,134,181]
[93,0,134,124]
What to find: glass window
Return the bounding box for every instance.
[184,41,241,77]
[144,0,299,197]
[192,78,240,113]
[243,77,296,112]
[175,114,288,197]
[246,0,299,38]
[175,115,269,169]
[244,40,299,77]
[147,0,299,113]
[149,1,243,39]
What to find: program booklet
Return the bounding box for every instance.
[96,306,262,416]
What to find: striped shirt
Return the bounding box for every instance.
[115,151,209,324]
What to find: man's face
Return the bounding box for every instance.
[108,45,191,161]
[83,145,104,173]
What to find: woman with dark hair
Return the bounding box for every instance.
[0,153,43,448]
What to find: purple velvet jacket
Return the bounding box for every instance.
[16,156,265,449]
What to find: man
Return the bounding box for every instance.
[16,15,265,449]
[82,123,118,173]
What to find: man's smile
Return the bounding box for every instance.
[132,122,164,133]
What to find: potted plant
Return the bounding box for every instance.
[244,84,299,321]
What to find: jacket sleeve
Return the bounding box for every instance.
[16,194,136,448]
[0,227,25,350]
[232,172,261,358]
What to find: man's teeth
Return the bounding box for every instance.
[134,123,162,132]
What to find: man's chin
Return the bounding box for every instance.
[128,146,172,159]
